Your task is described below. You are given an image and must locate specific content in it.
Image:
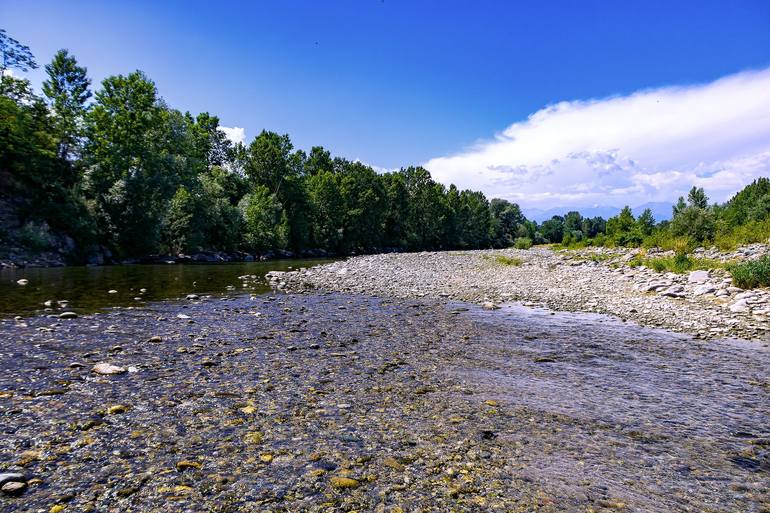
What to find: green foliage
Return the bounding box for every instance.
[513,237,532,249]
[42,49,91,162]
[0,29,38,73]
[484,254,522,266]
[17,222,51,251]
[728,256,770,289]
[239,186,286,252]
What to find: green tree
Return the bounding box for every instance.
[42,50,91,162]
[540,216,564,243]
[606,206,641,246]
[307,170,344,250]
[83,71,168,255]
[0,29,37,74]
[636,208,655,236]
[239,186,286,252]
[688,186,708,209]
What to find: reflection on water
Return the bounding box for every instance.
[0,259,335,316]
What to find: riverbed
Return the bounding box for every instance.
[1,287,767,512]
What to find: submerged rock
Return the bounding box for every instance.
[91,363,126,375]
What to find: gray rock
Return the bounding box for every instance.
[58,311,78,319]
[688,270,710,284]
[693,284,716,296]
[1,481,26,495]
[729,300,750,313]
[91,363,127,375]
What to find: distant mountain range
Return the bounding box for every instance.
[522,202,673,223]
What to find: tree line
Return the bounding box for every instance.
[533,180,770,252]
[1,31,536,262]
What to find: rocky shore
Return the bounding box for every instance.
[1,293,768,512]
[273,246,770,341]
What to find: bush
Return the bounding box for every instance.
[490,254,522,266]
[513,237,532,249]
[728,256,770,289]
[17,222,52,251]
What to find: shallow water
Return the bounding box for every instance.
[0,259,335,316]
[0,290,767,511]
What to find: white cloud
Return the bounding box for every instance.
[424,67,770,209]
[353,159,398,174]
[218,126,246,145]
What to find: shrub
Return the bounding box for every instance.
[17,222,52,251]
[513,237,532,249]
[491,254,522,266]
[728,256,770,289]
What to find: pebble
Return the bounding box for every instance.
[330,476,361,489]
[1,480,27,495]
[58,312,78,319]
[91,363,127,375]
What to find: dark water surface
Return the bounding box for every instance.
[0,259,335,316]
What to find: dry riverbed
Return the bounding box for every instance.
[274,247,770,341]
[0,290,768,512]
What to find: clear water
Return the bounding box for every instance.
[0,259,336,316]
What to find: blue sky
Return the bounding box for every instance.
[3,0,770,208]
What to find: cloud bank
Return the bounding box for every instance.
[218,126,246,146]
[424,67,770,209]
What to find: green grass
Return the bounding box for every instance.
[714,219,770,251]
[484,254,523,266]
[628,254,727,274]
[728,256,770,289]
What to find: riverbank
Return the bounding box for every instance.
[273,246,770,341]
[1,293,767,512]
[0,246,338,269]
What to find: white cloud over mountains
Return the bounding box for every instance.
[218,126,246,145]
[424,67,770,209]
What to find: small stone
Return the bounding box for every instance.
[16,279,29,286]
[481,301,500,310]
[484,400,499,407]
[186,294,200,300]
[108,289,118,294]
[1,480,27,495]
[244,431,264,444]
[382,457,405,471]
[58,312,78,319]
[147,336,162,343]
[107,404,128,415]
[176,460,202,471]
[91,363,126,375]
[330,476,360,489]
[259,453,274,463]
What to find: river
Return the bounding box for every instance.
[0,261,767,511]
[0,259,335,316]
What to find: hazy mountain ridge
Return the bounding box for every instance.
[523,202,673,223]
